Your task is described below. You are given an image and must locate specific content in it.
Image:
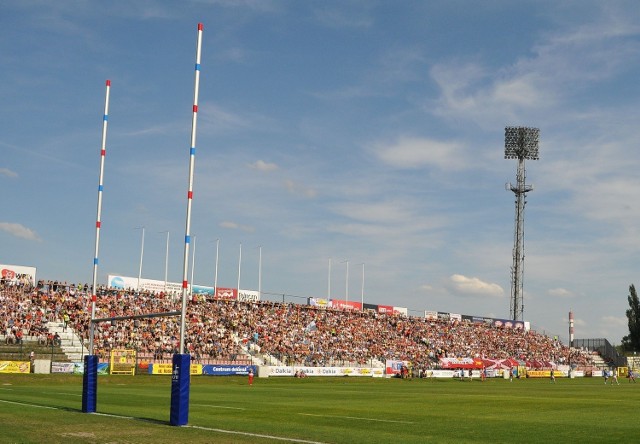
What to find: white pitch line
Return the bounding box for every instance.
[0,399,58,410]
[187,424,329,444]
[191,403,246,410]
[298,413,414,424]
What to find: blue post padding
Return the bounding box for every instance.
[82,355,98,413]
[170,354,191,426]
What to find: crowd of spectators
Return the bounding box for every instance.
[0,278,594,369]
[1,278,52,346]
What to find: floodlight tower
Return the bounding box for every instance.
[504,126,539,321]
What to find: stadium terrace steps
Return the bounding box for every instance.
[0,340,69,362]
[628,356,640,370]
[46,321,89,362]
[234,334,269,366]
[590,352,608,369]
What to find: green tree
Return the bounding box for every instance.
[622,284,640,351]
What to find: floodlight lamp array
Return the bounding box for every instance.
[504,126,539,160]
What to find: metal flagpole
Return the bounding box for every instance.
[360,262,365,309]
[162,231,170,294]
[136,226,145,290]
[190,235,196,298]
[257,245,262,299]
[237,242,242,294]
[214,238,219,293]
[328,258,331,299]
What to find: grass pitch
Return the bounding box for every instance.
[0,374,637,443]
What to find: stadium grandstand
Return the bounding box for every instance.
[1,274,610,377]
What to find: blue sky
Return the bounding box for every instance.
[2,1,639,345]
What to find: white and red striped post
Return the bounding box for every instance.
[171,22,203,428]
[178,23,203,355]
[84,79,110,414]
[89,79,111,355]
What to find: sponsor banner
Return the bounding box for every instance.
[331,299,362,311]
[492,318,526,329]
[52,362,75,373]
[110,349,136,375]
[215,287,237,301]
[149,363,203,375]
[378,305,394,314]
[267,366,376,377]
[308,298,331,308]
[423,311,530,332]
[363,303,378,311]
[527,370,568,378]
[0,361,30,373]
[425,311,438,320]
[238,289,260,302]
[468,316,493,324]
[270,366,295,376]
[70,362,109,375]
[485,369,498,378]
[1,264,36,286]
[393,306,408,316]
[107,274,214,296]
[439,357,484,369]
[191,285,215,296]
[386,359,409,376]
[421,369,499,378]
[108,275,181,294]
[201,364,256,376]
[421,369,456,378]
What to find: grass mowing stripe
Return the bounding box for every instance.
[42,391,83,396]
[3,375,640,443]
[298,413,415,424]
[192,403,246,410]
[0,397,327,443]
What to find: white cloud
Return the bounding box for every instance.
[331,201,415,225]
[601,315,627,328]
[313,4,374,29]
[201,0,280,12]
[284,179,316,198]
[449,274,504,298]
[199,103,279,135]
[219,221,254,232]
[0,222,41,241]
[430,8,640,128]
[248,160,278,172]
[201,104,251,131]
[548,288,574,298]
[372,136,467,170]
[0,168,18,178]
